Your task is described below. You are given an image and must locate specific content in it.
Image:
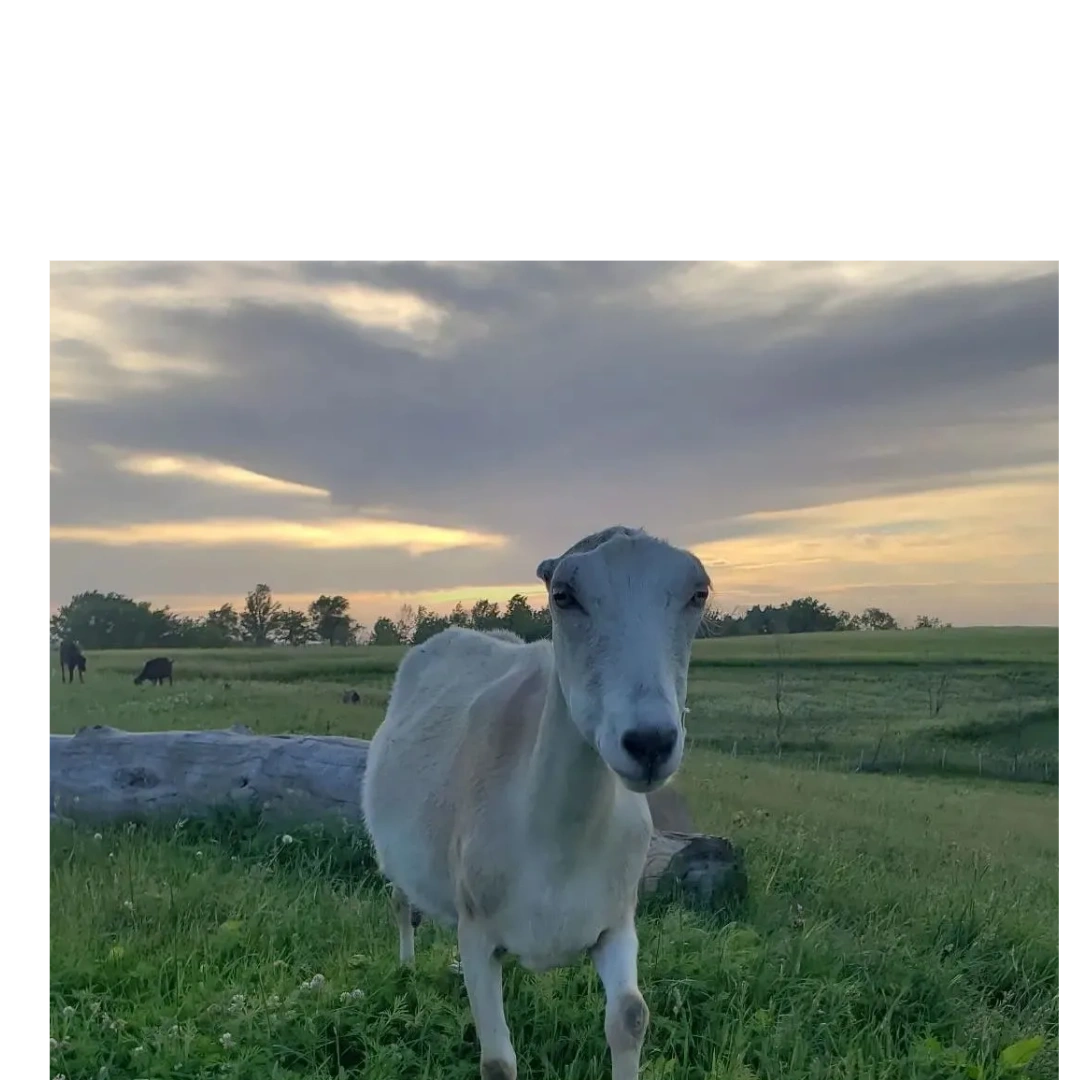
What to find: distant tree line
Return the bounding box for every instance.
[699,597,949,636]
[49,587,950,651]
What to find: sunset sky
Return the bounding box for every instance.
[49,261,1059,628]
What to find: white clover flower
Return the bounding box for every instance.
[339,988,365,1003]
[123,899,134,910]
[227,993,246,1014]
[50,1037,58,1049]
[133,1044,146,1055]
[195,850,204,858]
[219,1032,234,1049]
[93,833,103,842]
[300,973,326,992]
[265,994,281,1009]
[280,834,294,845]
[61,1005,75,1018]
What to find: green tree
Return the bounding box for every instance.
[166,614,227,648]
[393,604,418,645]
[503,594,534,638]
[858,607,900,631]
[470,598,502,632]
[239,584,283,646]
[308,594,352,645]
[51,590,177,650]
[447,602,471,627]
[782,596,842,633]
[530,603,552,640]
[276,609,316,646]
[739,605,772,635]
[370,616,406,646]
[205,603,241,645]
[914,613,951,629]
[412,605,451,644]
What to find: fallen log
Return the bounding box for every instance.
[50,725,747,908]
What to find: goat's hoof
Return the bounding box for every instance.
[480,1059,516,1080]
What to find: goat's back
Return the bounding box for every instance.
[59,640,82,665]
[362,627,550,923]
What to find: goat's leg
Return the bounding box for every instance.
[591,917,649,1080]
[390,885,417,965]
[457,919,516,1080]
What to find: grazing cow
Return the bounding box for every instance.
[59,639,87,684]
[134,657,173,686]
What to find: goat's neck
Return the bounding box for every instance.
[522,670,618,849]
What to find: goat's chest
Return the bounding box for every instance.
[494,819,652,972]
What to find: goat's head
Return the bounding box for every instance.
[537,526,710,793]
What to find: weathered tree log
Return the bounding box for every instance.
[50,725,746,907]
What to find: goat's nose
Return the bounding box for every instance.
[621,726,677,771]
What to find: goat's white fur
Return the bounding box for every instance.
[362,526,710,1080]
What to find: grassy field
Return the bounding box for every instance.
[50,628,1059,1079]
[52,627,1060,782]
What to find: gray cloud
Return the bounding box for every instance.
[50,261,1058,618]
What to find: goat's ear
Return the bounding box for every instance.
[536,558,557,585]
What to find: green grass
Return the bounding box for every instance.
[50,628,1059,1079]
[53,628,1059,782]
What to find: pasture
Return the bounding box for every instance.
[50,628,1059,1078]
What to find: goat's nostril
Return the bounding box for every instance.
[621,727,677,768]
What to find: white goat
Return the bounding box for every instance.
[361,526,711,1080]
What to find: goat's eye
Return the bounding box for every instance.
[551,587,580,611]
[689,588,709,608]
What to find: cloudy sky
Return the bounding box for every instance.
[49,261,1059,628]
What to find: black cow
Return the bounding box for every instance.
[134,657,173,686]
[59,639,87,684]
